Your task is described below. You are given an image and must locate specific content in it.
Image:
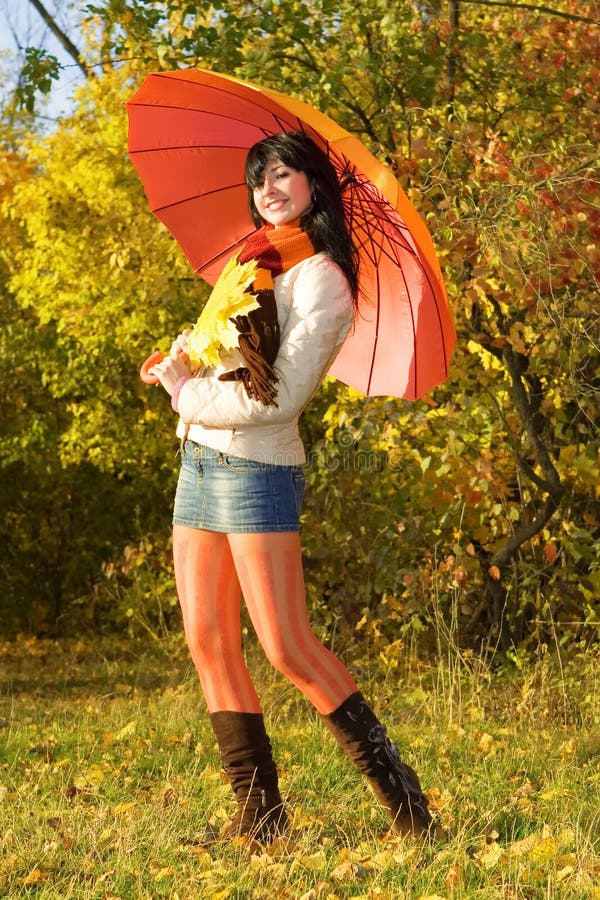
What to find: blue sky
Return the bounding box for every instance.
[0,0,85,119]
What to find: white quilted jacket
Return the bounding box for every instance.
[175,252,354,465]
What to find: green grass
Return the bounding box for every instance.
[1,634,599,899]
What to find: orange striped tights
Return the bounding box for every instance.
[173,525,358,715]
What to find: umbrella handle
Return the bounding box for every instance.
[140,348,190,384]
[140,350,163,384]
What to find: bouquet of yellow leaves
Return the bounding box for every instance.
[187,256,260,368]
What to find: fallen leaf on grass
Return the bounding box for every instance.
[73,763,105,790]
[151,865,175,880]
[113,801,137,817]
[248,857,288,880]
[113,720,137,742]
[0,829,15,850]
[425,786,444,811]
[473,840,504,870]
[330,858,374,881]
[165,731,192,746]
[556,862,576,882]
[177,844,213,866]
[445,862,465,888]
[47,817,75,850]
[504,833,538,859]
[160,783,177,806]
[556,852,577,869]
[477,732,495,755]
[289,850,327,874]
[290,807,324,829]
[539,787,567,800]
[528,836,558,865]
[519,866,548,884]
[264,834,298,855]
[371,847,417,867]
[348,892,399,900]
[210,888,234,900]
[298,888,331,900]
[22,868,51,885]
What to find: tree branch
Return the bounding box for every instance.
[458,0,600,27]
[27,0,91,78]
[502,345,562,502]
[492,494,559,567]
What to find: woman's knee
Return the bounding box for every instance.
[260,633,310,680]
[183,619,222,667]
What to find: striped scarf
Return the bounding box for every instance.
[218,223,315,405]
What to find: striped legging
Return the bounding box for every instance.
[173,525,357,714]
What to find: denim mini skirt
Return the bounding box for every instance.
[172,441,306,533]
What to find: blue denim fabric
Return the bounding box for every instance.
[172,441,305,533]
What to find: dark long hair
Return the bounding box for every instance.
[245,131,359,301]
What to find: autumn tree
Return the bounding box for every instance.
[1,0,597,652]
[1,64,206,632]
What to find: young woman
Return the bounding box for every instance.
[149,131,435,842]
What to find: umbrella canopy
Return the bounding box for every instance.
[127,68,455,399]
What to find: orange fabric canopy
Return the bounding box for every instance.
[127,68,455,399]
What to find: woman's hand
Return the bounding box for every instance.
[169,329,191,358]
[149,352,193,396]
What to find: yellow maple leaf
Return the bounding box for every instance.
[210,888,234,900]
[73,763,105,789]
[301,850,328,871]
[113,720,136,742]
[22,868,51,885]
[152,865,175,880]
[474,841,504,870]
[528,836,558,865]
[188,256,260,367]
[113,802,136,817]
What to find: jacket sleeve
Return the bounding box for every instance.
[176,255,353,428]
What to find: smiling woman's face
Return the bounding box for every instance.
[252,158,312,227]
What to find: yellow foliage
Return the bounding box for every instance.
[187,255,260,367]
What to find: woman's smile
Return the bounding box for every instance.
[253,159,312,226]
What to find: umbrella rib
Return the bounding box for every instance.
[345,187,417,269]
[128,90,301,133]
[128,106,298,138]
[364,259,382,395]
[346,186,387,267]
[194,226,258,274]
[347,179,446,396]
[129,143,262,155]
[151,181,247,214]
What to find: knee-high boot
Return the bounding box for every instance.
[322,692,434,837]
[209,711,288,843]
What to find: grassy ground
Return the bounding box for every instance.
[1,634,599,899]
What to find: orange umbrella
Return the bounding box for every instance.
[127,68,455,399]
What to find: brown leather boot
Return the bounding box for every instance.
[322,692,435,838]
[209,711,288,843]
